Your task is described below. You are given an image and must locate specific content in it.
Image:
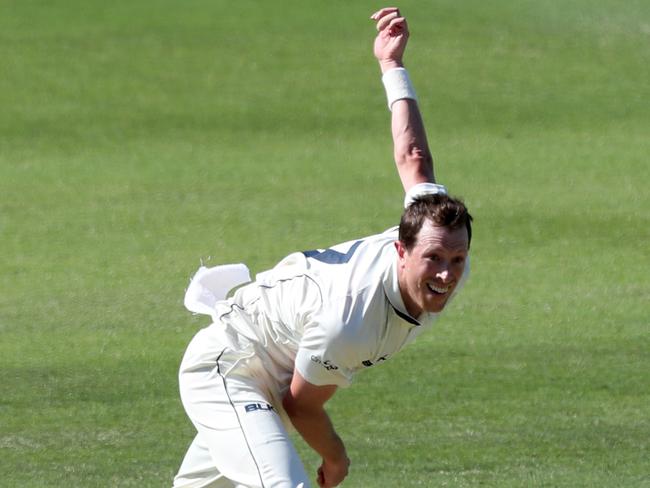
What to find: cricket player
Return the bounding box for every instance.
[173,7,473,488]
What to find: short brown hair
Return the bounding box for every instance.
[399,194,473,250]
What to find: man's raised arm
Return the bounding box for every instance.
[371,8,436,193]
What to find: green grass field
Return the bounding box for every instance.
[1,0,649,486]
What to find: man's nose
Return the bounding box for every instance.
[436,266,450,282]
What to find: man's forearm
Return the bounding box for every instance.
[287,405,347,464]
[390,97,435,190]
[283,373,350,486]
[379,60,435,188]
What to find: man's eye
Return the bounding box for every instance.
[453,256,465,264]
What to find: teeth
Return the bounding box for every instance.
[427,283,449,294]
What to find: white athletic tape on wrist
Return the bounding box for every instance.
[404,182,448,208]
[382,67,417,111]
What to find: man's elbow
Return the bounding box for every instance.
[283,388,329,421]
[282,391,298,417]
[395,140,432,165]
[282,390,310,419]
[395,147,434,182]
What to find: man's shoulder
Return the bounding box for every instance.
[316,225,398,250]
[254,226,398,296]
[322,228,397,273]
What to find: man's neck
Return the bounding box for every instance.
[396,262,422,319]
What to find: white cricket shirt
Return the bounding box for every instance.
[183,226,469,406]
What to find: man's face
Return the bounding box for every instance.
[396,220,469,317]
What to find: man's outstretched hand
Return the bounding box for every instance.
[371,7,409,73]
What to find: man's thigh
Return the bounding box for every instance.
[180,362,310,487]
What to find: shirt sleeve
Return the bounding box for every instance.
[293,299,360,388]
[294,344,353,388]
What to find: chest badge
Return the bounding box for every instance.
[362,355,389,367]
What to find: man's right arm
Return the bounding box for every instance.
[283,371,350,488]
[371,8,436,192]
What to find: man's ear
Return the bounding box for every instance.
[395,240,407,260]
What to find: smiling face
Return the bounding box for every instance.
[396,219,469,317]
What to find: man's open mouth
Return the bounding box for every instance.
[426,283,450,295]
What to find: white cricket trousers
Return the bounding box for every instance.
[173,332,310,488]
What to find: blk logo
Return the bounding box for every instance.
[244,403,275,413]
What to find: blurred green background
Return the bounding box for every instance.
[1,0,648,486]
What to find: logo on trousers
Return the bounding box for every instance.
[244,402,275,413]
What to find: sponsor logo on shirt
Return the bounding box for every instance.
[244,402,275,413]
[310,355,339,371]
[362,355,389,367]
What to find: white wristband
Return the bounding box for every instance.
[382,67,417,111]
[404,183,448,208]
